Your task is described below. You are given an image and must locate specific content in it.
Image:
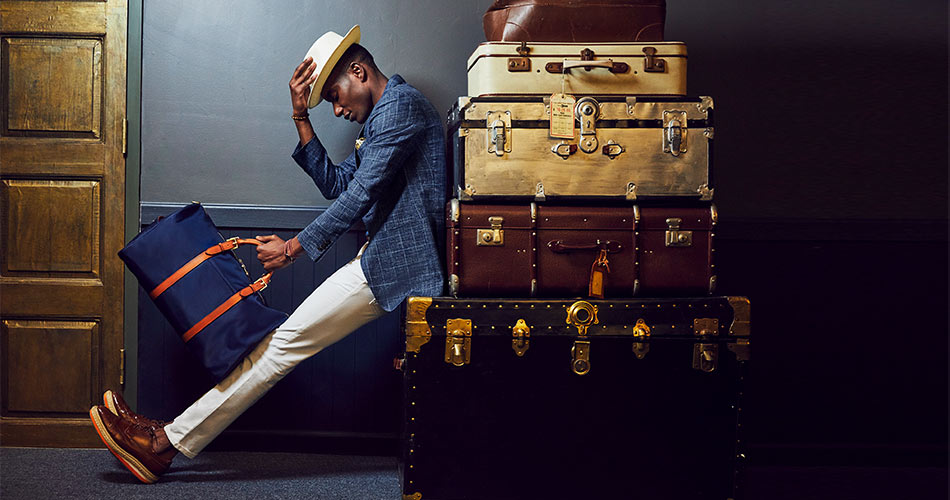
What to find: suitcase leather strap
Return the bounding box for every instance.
[149,237,262,299]
[181,272,273,343]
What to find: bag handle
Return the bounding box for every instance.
[149,237,268,299]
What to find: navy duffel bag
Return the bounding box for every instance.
[119,203,288,382]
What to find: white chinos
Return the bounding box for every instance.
[163,246,385,458]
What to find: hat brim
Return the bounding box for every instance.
[307,25,361,108]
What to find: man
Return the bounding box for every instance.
[89,25,445,483]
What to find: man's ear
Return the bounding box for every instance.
[350,61,367,83]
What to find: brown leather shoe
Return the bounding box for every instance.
[89,405,176,484]
[103,390,171,428]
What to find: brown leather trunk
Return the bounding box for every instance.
[447,201,716,298]
[447,200,638,298]
[483,0,666,42]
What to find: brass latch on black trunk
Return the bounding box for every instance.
[572,340,591,376]
[512,319,530,356]
[445,318,472,367]
[692,343,718,373]
[567,301,598,375]
[632,318,651,360]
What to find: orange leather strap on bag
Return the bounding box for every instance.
[149,237,261,299]
[181,272,273,342]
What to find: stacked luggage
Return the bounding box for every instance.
[402,2,750,499]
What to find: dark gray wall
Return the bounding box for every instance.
[142,0,948,221]
[142,0,486,207]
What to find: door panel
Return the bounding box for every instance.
[0,0,126,447]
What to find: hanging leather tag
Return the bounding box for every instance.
[588,248,610,299]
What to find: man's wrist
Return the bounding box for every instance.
[283,239,298,263]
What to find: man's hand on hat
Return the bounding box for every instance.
[290,56,318,117]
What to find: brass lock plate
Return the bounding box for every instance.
[476,216,504,246]
[692,343,718,373]
[566,300,599,336]
[662,110,688,156]
[574,97,600,154]
[572,340,591,376]
[665,218,693,247]
[444,318,472,367]
[486,110,512,155]
[693,318,719,336]
[511,318,530,356]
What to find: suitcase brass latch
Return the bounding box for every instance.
[665,218,693,247]
[476,216,505,246]
[642,46,666,73]
[507,41,531,72]
[512,319,530,356]
[662,110,688,157]
[486,111,511,156]
[692,343,718,373]
[602,140,624,159]
[444,318,472,367]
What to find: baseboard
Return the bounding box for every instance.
[0,417,103,448]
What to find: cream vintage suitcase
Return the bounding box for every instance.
[447,95,714,201]
[467,41,686,97]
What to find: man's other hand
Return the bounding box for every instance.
[290,56,318,116]
[255,234,291,271]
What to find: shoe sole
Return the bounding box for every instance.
[89,407,159,484]
[103,390,118,416]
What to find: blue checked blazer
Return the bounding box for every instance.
[291,75,445,312]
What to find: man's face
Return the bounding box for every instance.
[322,64,373,124]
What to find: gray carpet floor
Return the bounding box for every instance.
[2,447,946,499]
[1,447,399,499]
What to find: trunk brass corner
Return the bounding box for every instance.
[405,297,432,353]
[403,493,422,500]
[727,297,751,336]
[445,318,472,367]
[727,338,751,361]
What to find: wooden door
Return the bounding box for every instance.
[0,0,127,446]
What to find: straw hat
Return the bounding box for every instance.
[303,25,361,108]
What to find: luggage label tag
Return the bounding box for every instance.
[549,93,576,139]
[588,247,610,299]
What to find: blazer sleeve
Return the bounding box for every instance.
[291,136,359,200]
[296,91,423,261]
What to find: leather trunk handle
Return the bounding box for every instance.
[547,240,622,254]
